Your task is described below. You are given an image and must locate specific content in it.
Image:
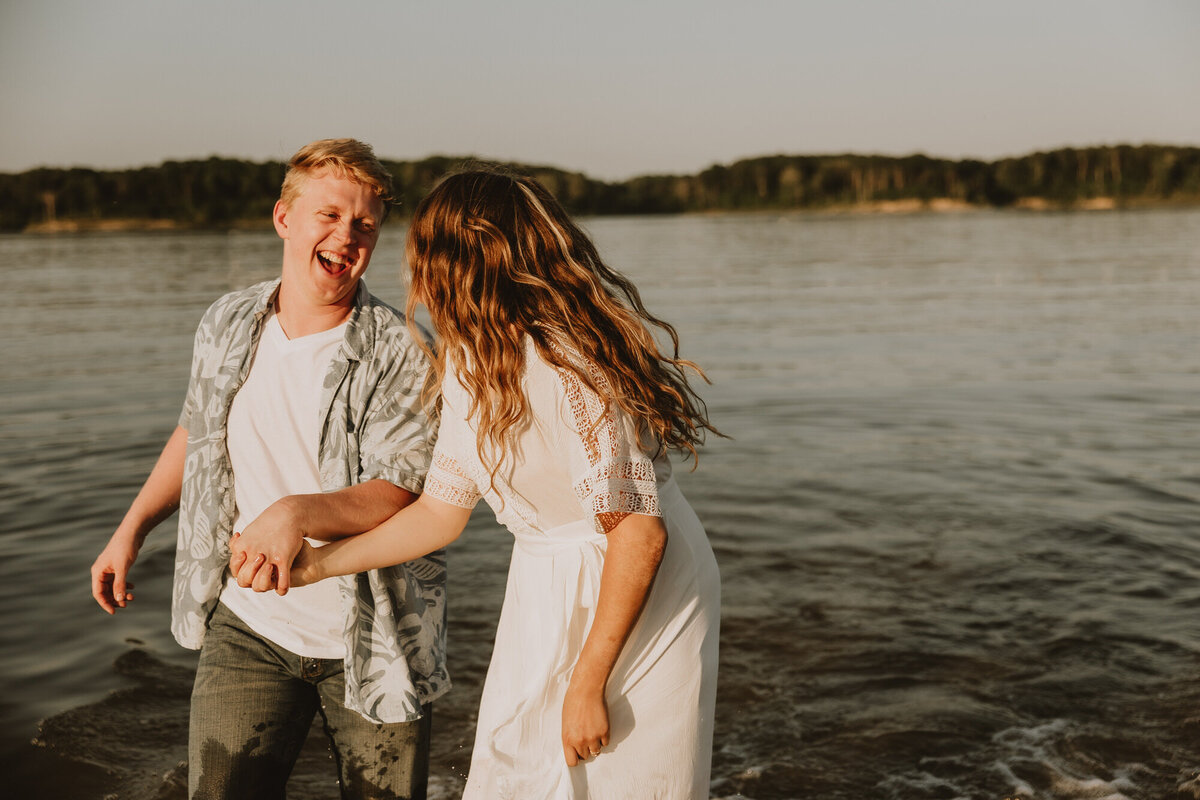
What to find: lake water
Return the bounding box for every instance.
[1,208,1198,799]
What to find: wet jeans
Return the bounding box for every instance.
[188,602,432,800]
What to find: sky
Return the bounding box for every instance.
[2,0,1198,180]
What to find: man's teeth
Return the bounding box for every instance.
[319,252,351,268]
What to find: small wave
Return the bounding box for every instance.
[23,648,191,799]
[992,719,1143,800]
[875,718,1177,800]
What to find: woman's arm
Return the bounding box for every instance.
[561,512,667,766]
[229,480,418,595]
[238,493,473,592]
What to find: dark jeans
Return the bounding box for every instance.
[188,602,431,800]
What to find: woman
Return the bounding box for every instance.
[266,168,720,798]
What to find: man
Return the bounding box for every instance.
[90,138,445,800]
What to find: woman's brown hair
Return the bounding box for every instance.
[405,166,720,477]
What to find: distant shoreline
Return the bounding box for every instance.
[6,144,1199,233]
[20,218,271,234]
[19,194,1198,234]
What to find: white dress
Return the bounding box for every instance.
[423,339,721,800]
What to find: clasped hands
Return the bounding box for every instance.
[228,497,315,594]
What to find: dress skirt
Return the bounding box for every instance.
[462,479,721,800]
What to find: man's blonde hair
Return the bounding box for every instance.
[279,138,395,221]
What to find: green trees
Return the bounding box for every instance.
[2,145,1198,231]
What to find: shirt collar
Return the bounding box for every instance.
[250,278,374,362]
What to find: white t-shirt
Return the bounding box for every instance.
[219,312,348,658]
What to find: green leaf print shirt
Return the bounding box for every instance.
[171,279,446,723]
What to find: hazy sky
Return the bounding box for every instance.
[2,0,1197,179]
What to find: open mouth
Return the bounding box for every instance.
[317,251,354,275]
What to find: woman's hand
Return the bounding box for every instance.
[288,540,322,588]
[561,677,610,766]
[559,512,666,766]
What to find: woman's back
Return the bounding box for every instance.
[437,337,670,539]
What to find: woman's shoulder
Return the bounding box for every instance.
[522,335,593,405]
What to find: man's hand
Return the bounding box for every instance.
[229,497,306,595]
[91,536,140,614]
[230,482,419,594]
[90,425,186,615]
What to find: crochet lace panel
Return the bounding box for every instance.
[554,347,660,534]
[424,450,482,509]
[574,460,661,533]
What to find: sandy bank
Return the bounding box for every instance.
[21,218,271,234]
[16,195,1191,233]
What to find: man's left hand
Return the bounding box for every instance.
[229,497,306,594]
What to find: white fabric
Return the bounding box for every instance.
[424,338,721,799]
[219,313,348,659]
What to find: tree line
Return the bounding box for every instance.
[2,144,1198,232]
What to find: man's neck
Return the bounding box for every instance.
[274,284,356,339]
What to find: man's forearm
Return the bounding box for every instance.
[115,424,188,545]
[295,494,469,585]
[277,479,417,541]
[92,425,187,613]
[230,479,420,595]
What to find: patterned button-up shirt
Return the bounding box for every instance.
[171,278,447,722]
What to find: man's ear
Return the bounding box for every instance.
[272,200,289,240]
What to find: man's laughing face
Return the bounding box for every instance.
[273,169,383,313]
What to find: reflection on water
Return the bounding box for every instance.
[2,209,1199,798]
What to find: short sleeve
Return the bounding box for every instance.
[177,305,212,430]
[558,366,660,534]
[357,340,438,494]
[423,437,483,509]
[178,372,198,430]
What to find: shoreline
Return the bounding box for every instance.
[15,194,1197,233]
[19,218,273,234]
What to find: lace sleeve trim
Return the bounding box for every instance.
[553,346,661,533]
[423,450,481,509]
[572,459,661,532]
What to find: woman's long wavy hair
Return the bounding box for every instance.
[405,166,721,480]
